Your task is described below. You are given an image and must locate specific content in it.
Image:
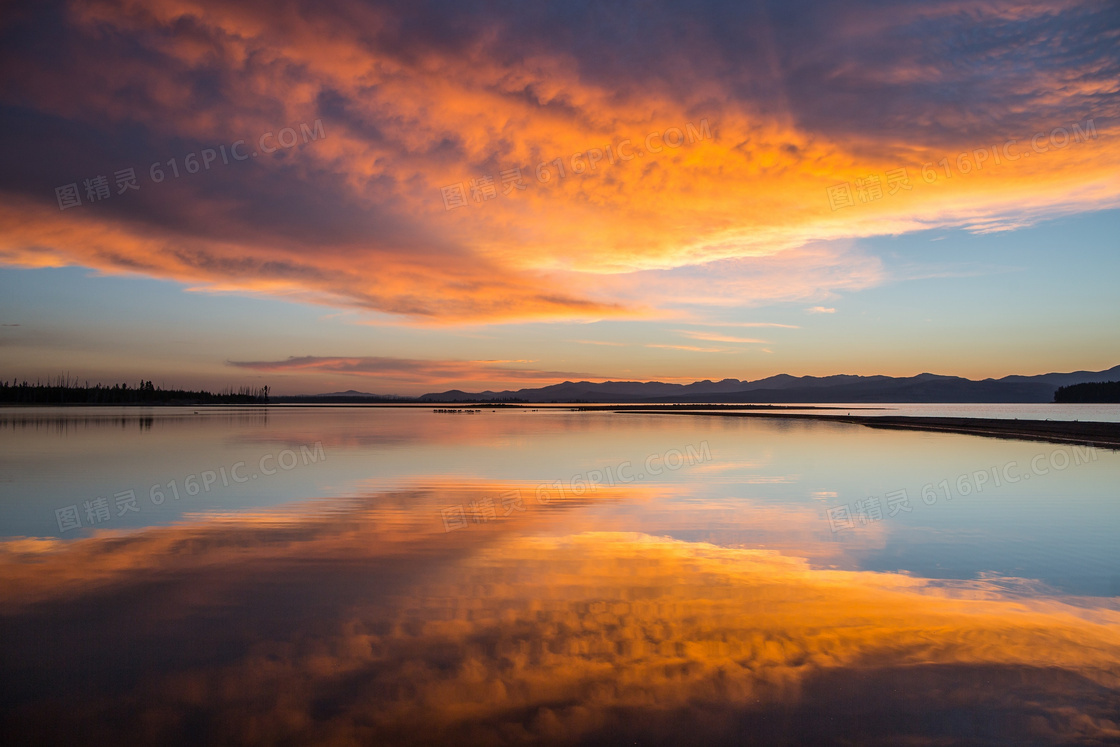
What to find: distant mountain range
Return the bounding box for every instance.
[417,365,1120,403]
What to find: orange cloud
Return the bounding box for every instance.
[679,331,770,344]
[1,0,1117,324]
[645,343,733,353]
[227,355,601,386]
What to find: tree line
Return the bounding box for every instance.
[0,376,270,405]
[1053,381,1120,403]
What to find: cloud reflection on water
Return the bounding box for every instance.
[3,482,1119,745]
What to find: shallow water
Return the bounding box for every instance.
[1,406,1118,744]
[766,402,1120,422]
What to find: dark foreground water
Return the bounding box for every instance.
[1,406,1118,745]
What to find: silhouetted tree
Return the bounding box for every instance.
[1054,381,1120,403]
[0,379,273,405]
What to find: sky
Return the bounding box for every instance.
[1,0,1118,395]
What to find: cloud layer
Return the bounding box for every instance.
[1,0,1118,323]
[229,354,598,387]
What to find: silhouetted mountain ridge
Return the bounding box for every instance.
[419,365,1120,403]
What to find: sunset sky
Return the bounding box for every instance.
[1,0,1118,395]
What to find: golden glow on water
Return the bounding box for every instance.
[2,409,1119,743]
[3,479,1120,744]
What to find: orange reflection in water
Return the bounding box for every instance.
[2,483,1119,745]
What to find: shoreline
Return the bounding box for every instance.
[2,402,1118,449]
[619,410,1120,450]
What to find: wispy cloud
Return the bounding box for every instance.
[685,322,801,329]
[678,331,770,344]
[227,356,597,386]
[805,307,836,314]
[645,344,733,353]
[567,339,630,347]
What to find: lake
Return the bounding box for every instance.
[2,406,1118,745]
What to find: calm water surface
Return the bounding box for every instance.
[772,402,1120,421]
[2,406,1118,745]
